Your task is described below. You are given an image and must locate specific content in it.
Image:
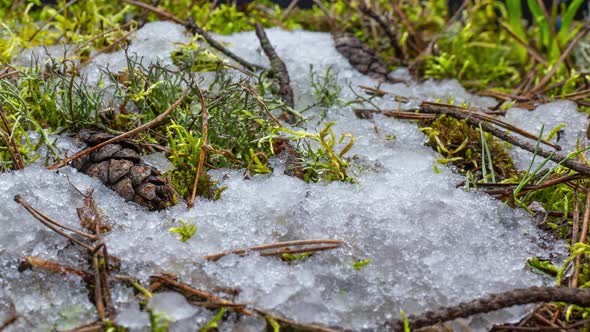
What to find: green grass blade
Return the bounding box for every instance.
[527,0,551,47]
[506,0,527,40]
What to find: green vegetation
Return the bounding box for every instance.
[168,218,198,242]
[4,0,590,330]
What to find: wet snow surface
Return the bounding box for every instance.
[0,22,576,331]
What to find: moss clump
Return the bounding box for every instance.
[421,115,516,181]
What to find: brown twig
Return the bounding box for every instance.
[357,3,405,63]
[149,274,254,316]
[573,189,590,287]
[254,308,341,332]
[119,0,263,72]
[493,317,590,331]
[0,303,18,332]
[14,195,97,251]
[388,287,590,331]
[0,70,20,80]
[19,256,94,284]
[254,23,296,123]
[356,100,590,176]
[202,239,344,261]
[0,106,25,170]
[187,81,208,209]
[477,174,586,197]
[48,87,189,170]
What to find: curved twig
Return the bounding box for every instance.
[254,23,296,123]
[388,287,590,331]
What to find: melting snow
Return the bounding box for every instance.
[0,23,569,331]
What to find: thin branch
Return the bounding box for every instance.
[187,81,208,209]
[0,106,25,170]
[14,195,96,251]
[120,0,263,72]
[19,256,94,284]
[255,23,296,123]
[573,188,590,286]
[0,303,18,332]
[202,239,344,261]
[48,87,189,170]
[357,3,405,63]
[388,287,590,331]
[149,274,254,316]
[356,101,590,176]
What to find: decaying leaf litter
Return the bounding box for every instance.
[4,1,590,331]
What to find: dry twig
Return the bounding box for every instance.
[202,239,344,261]
[187,81,208,209]
[255,23,296,123]
[48,87,189,170]
[121,0,263,72]
[388,287,590,331]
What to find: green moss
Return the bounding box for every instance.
[422,115,516,181]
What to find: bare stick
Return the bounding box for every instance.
[48,88,189,170]
[187,81,208,209]
[388,287,590,331]
[202,239,344,261]
[255,23,296,123]
[14,195,97,240]
[14,195,96,251]
[571,184,581,288]
[0,303,18,332]
[20,256,94,284]
[573,189,590,286]
[357,102,590,176]
[357,3,405,63]
[0,106,25,170]
[255,308,341,332]
[120,0,263,72]
[149,274,255,316]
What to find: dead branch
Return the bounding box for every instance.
[149,274,254,316]
[356,99,590,176]
[187,81,209,209]
[254,308,341,332]
[417,102,590,175]
[150,273,342,332]
[120,0,263,72]
[0,303,18,332]
[255,23,296,123]
[14,195,97,250]
[573,189,590,286]
[202,239,344,261]
[357,3,405,63]
[388,287,590,331]
[19,256,94,284]
[0,106,25,170]
[48,87,189,170]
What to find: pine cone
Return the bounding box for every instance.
[332,32,390,81]
[71,130,178,210]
